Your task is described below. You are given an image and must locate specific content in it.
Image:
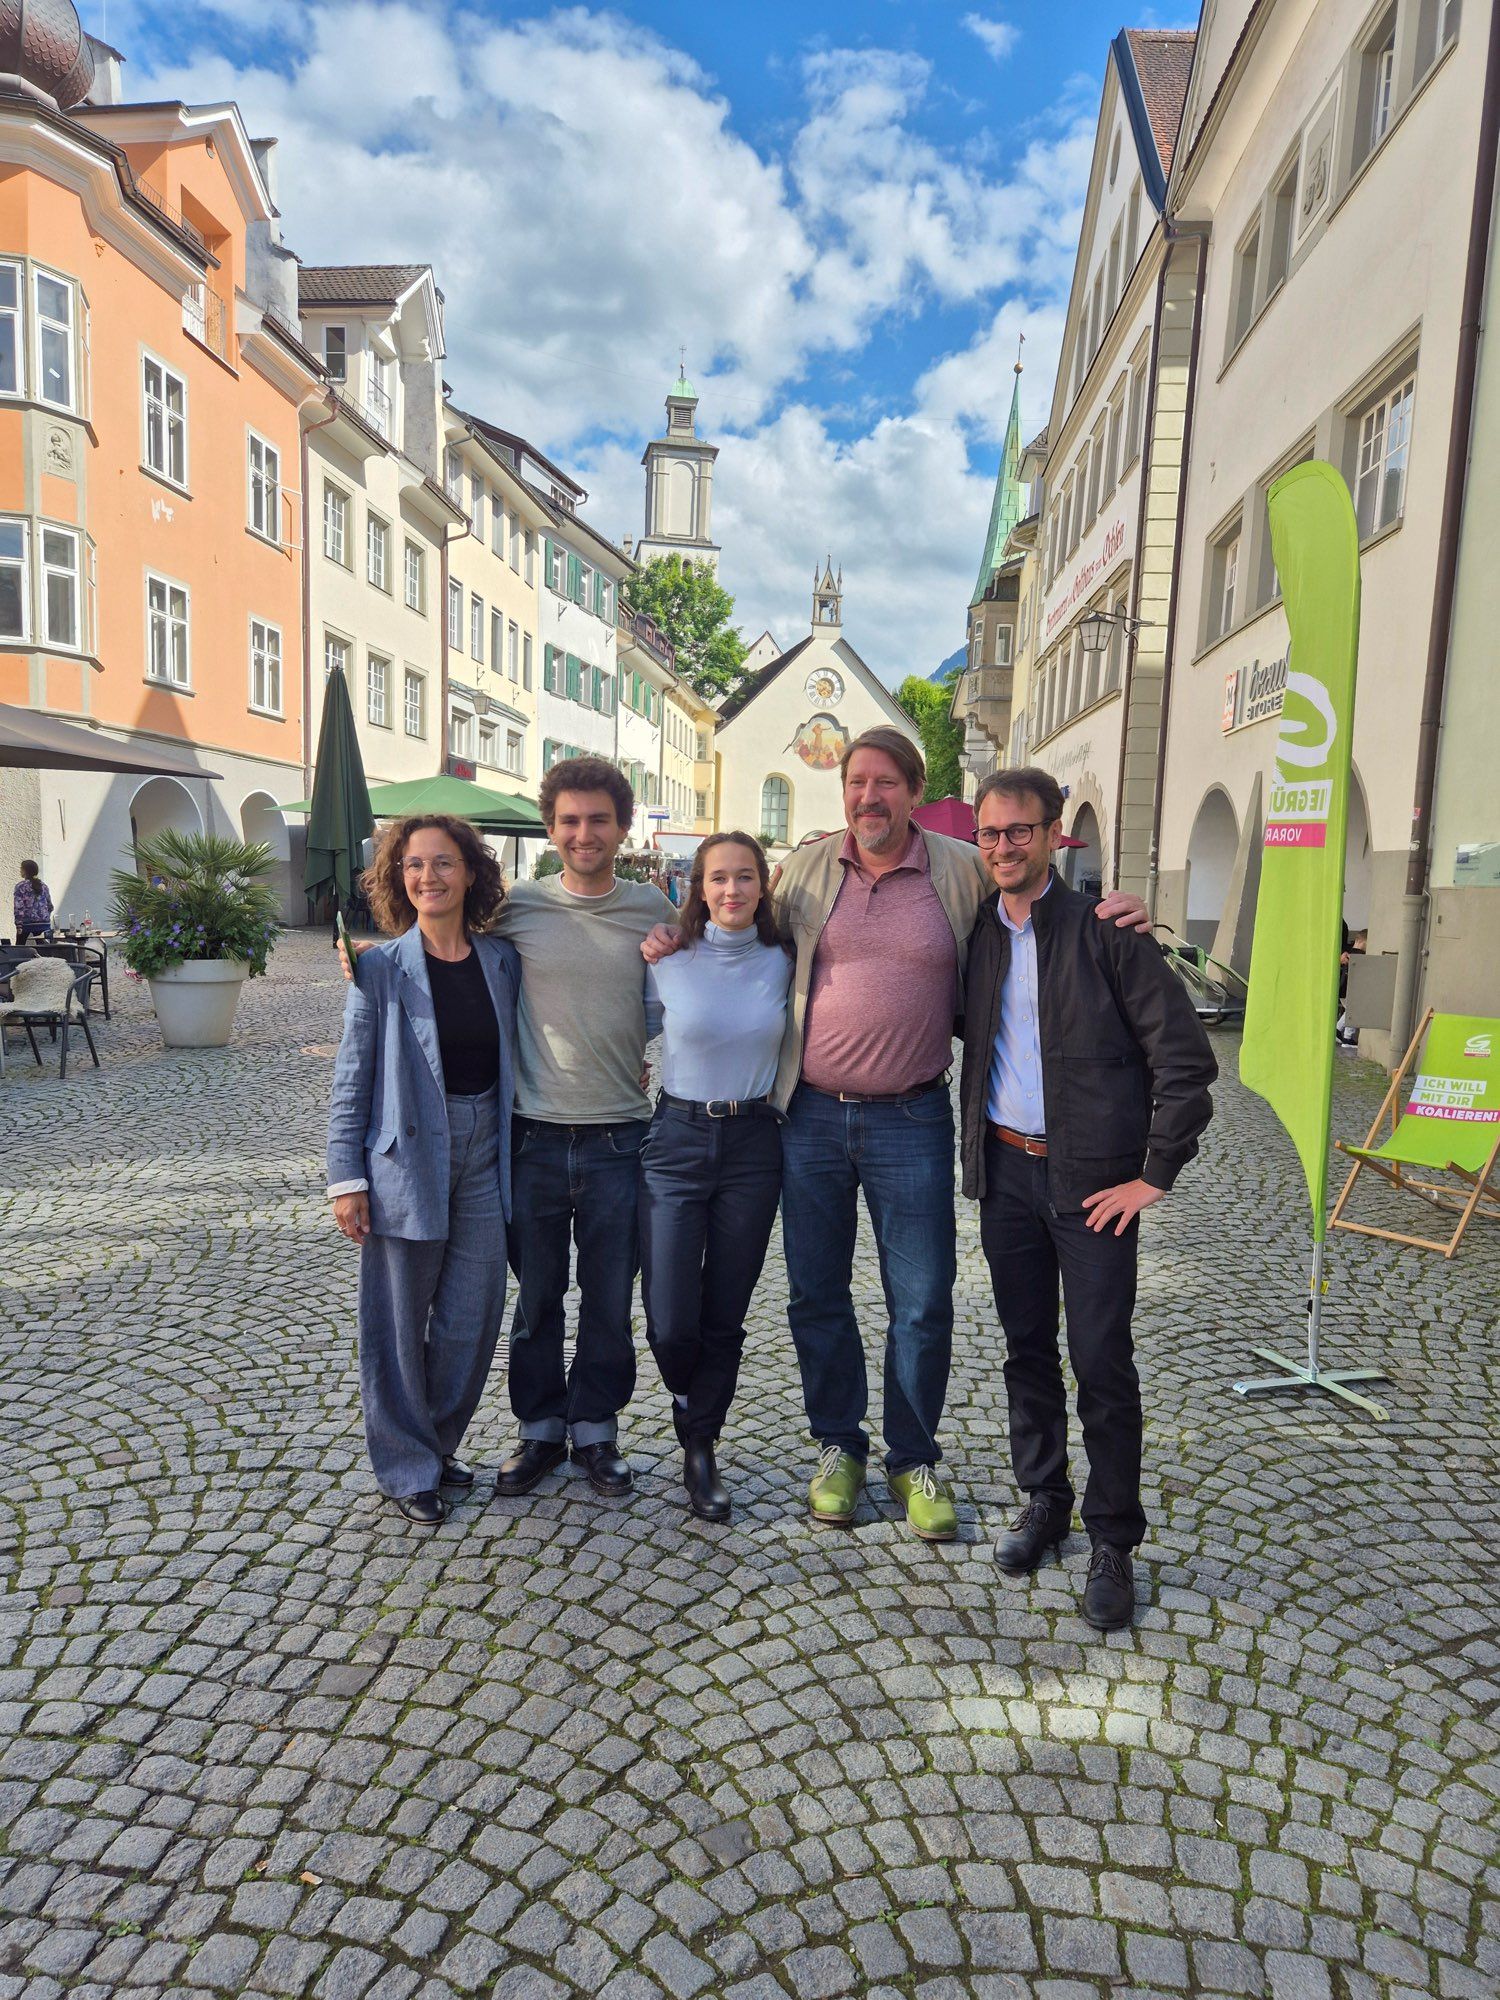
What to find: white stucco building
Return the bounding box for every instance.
[1023,29,1198,899]
[1155,0,1488,1059]
[713,568,919,856]
[299,266,461,791]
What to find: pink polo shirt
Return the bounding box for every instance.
[800,828,960,1097]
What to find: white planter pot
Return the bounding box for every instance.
[147,959,250,1048]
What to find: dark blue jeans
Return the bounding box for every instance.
[506,1116,645,1446]
[638,1100,782,1443]
[977,1137,1145,1549]
[780,1081,956,1474]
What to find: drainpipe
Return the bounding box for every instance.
[1145,221,1209,919]
[438,519,467,775]
[1387,0,1500,1063]
[300,390,339,796]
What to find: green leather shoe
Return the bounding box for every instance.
[808,1445,865,1525]
[889,1466,958,1541]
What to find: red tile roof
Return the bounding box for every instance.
[1124,29,1197,181]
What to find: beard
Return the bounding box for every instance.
[853,809,903,854]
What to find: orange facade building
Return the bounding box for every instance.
[1,20,324,919]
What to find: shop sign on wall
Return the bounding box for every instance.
[1222,648,1289,733]
[1042,514,1128,642]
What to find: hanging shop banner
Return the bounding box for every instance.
[1239,461,1360,1236]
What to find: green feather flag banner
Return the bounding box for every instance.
[1238,460,1361,1240]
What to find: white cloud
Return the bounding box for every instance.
[963,16,1021,64]
[125,1,1095,677]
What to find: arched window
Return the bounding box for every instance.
[760,775,791,845]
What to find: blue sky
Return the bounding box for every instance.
[97,1,1179,676]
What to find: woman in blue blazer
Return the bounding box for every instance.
[327,814,520,1526]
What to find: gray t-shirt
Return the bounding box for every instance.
[494,874,674,1122]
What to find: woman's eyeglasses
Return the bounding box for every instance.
[976,822,1047,850]
[402,856,462,877]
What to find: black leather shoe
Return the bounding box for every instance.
[995,1494,1070,1574]
[683,1440,730,1522]
[493,1439,566,1497]
[1083,1542,1136,1631]
[572,1441,633,1495]
[393,1490,445,1527]
[441,1455,475,1487]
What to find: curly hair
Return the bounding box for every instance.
[679,832,779,948]
[362,815,507,935]
[537,756,635,832]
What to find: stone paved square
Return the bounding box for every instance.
[1,933,1497,1998]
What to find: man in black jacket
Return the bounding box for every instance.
[959,768,1216,1630]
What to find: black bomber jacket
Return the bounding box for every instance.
[958,871,1218,1210]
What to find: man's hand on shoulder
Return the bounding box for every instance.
[641,923,685,964]
[336,937,376,983]
[1094,891,1151,932]
[1081,1179,1164,1235]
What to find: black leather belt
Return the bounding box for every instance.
[808,1072,949,1105]
[660,1092,781,1121]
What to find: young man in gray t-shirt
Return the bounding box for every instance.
[492,763,671,1496]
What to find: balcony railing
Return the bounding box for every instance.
[131,175,207,253]
[617,604,676,670]
[361,376,393,440]
[182,283,231,361]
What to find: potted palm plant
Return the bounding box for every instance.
[111,831,281,1048]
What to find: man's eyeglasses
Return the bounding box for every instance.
[976,821,1050,850]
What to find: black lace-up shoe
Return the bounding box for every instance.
[1082,1541,1136,1630]
[493,1439,566,1497]
[994,1495,1070,1574]
[392,1490,445,1527]
[572,1441,633,1495]
[440,1455,475,1487]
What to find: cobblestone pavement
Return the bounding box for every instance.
[1,932,1497,2000]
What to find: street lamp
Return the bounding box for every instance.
[1078,606,1154,654]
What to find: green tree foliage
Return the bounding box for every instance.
[624,556,748,698]
[896,673,965,802]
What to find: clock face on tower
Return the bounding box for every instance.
[804,667,845,706]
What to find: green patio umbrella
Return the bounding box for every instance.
[302,665,374,915]
[286,771,544,837]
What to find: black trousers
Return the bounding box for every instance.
[638,1101,782,1444]
[977,1136,1146,1549]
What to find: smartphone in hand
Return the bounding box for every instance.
[336,909,358,984]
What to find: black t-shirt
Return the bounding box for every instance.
[425,948,500,1096]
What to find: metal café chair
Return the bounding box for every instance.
[0,958,100,1080]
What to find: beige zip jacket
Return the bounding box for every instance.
[768,826,993,1110]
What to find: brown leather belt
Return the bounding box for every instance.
[989,1122,1048,1156]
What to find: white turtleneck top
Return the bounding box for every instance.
[645,922,792,1103]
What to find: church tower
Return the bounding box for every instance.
[637,365,721,572]
[812,559,843,631]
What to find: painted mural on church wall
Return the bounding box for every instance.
[786,712,849,770]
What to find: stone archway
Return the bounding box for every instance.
[241,790,297,924]
[129,776,203,871]
[1184,786,1239,950]
[1064,802,1103,897]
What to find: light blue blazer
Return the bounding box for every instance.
[326,925,521,1241]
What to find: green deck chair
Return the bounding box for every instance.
[1330,1008,1500,1258]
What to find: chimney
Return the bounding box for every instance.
[251,137,280,213]
[84,36,124,105]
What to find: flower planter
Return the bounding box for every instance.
[147,958,250,1048]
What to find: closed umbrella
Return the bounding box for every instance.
[303,665,373,916]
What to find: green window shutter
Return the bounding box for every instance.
[543,645,559,693]
[594,572,606,617]
[566,553,581,603]
[544,539,558,591]
[565,653,581,702]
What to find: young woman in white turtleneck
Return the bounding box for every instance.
[639,833,792,1520]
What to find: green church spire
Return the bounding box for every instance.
[971,365,1025,606]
